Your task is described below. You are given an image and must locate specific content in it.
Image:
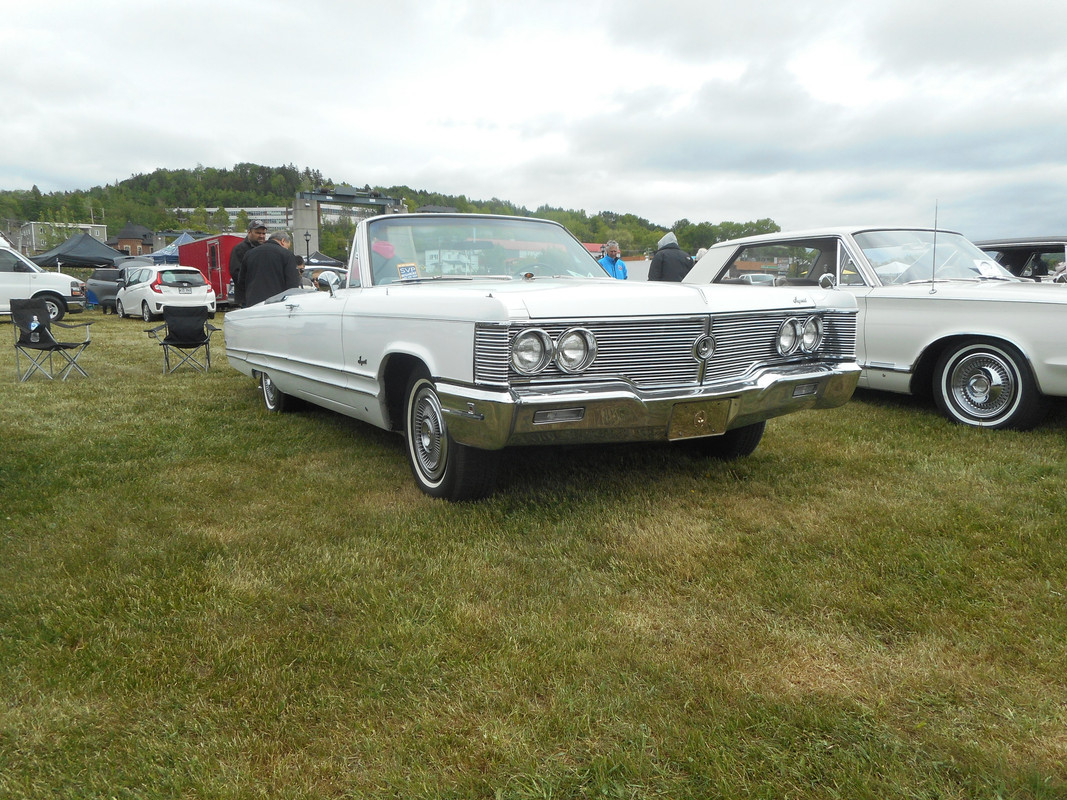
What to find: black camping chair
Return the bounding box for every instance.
[11,298,93,382]
[146,306,220,374]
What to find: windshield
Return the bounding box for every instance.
[854,230,1015,284]
[366,216,609,285]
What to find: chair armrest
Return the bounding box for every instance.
[206,323,221,333]
[54,320,94,329]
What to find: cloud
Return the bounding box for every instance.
[3,0,1066,240]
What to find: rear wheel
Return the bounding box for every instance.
[404,367,498,500]
[142,302,154,323]
[690,421,766,460]
[933,339,1047,429]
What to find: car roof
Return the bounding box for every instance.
[708,226,962,249]
[973,236,1067,247]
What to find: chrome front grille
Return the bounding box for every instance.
[706,310,857,385]
[474,311,856,388]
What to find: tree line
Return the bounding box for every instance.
[0,163,779,260]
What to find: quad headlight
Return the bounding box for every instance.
[800,315,823,353]
[776,316,824,356]
[555,328,597,374]
[511,328,554,374]
[511,327,598,375]
[777,318,800,356]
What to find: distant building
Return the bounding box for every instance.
[109,222,155,256]
[172,207,293,232]
[18,221,107,254]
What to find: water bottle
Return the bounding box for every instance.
[30,315,40,343]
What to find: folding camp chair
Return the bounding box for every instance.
[146,306,219,374]
[11,298,93,382]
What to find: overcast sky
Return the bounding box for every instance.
[4,0,1066,239]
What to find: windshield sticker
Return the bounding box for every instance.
[397,263,420,281]
[975,259,1001,276]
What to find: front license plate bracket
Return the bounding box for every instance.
[667,398,734,440]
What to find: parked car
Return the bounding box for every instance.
[685,227,1067,430]
[974,236,1067,281]
[115,265,216,322]
[225,213,861,500]
[86,267,126,313]
[0,243,86,321]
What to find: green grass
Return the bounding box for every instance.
[1,309,1065,799]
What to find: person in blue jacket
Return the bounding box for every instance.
[598,240,628,280]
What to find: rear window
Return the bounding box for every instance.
[160,270,207,287]
[90,269,121,281]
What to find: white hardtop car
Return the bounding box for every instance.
[686,226,1067,429]
[0,243,87,321]
[225,213,861,500]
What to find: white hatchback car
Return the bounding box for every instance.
[115,265,216,322]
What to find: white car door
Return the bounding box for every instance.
[0,249,33,313]
[123,268,149,315]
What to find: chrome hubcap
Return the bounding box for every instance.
[412,385,447,481]
[949,352,1015,419]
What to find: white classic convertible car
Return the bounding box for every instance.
[225,214,861,500]
[685,227,1067,430]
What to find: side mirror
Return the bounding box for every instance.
[317,271,340,295]
[818,273,837,289]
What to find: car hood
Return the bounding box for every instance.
[873,279,1067,303]
[375,278,854,320]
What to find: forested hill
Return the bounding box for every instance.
[0,162,779,257]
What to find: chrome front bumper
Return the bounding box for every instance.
[438,361,861,450]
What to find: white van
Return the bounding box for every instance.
[0,244,87,321]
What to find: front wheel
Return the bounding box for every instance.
[115,299,125,318]
[260,372,295,413]
[40,294,65,322]
[690,421,766,460]
[933,339,1047,429]
[404,368,498,501]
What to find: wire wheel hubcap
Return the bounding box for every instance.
[411,385,447,482]
[949,352,1015,419]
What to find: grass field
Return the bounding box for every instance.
[1,309,1065,799]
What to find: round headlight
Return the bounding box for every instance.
[555,328,597,374]
[777,318,800,356]
[800,316,823,353]
[512,328,554,374]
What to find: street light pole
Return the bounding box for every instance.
[304,231,311,260]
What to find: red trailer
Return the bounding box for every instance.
[178,234,244,306]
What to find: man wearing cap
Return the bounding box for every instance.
[229,220,268,307]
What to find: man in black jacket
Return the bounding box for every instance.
[648,231,694,282]
[238,232,302,307]
[229,219,268,306]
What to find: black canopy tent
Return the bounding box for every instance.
[31,233,126,268]
[305,250,345,267]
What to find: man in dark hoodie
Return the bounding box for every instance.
[648,231,694,282]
